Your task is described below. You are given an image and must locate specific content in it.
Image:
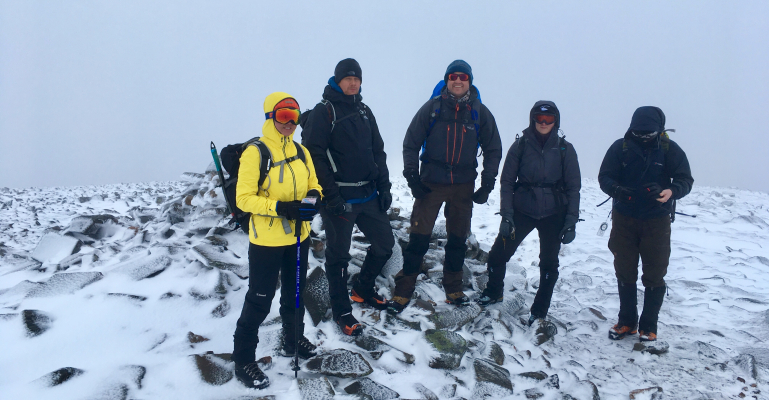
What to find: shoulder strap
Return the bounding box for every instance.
[427,96,442,132]
[249,139,273,189]
[515,134,527,165]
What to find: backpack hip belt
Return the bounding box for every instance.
[336,180,371,187]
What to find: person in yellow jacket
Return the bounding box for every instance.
[231,92,323,389]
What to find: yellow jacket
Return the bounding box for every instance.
[236,92,323,247]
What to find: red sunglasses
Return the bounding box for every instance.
[534,114,556,125]
[448,73,470,82]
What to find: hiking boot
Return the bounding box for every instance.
[337,312,363,336]
[445,292,470,306]
[282,335,318,359]
[350,288,388,310]
[386,296,410,314]
[527,314,545,327]
[638,331,657,342]
[608,324,638,340]
[234,362,269,389]
[476,294,503,306]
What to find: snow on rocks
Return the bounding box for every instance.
[304,349,373,378]
[343,377,399,400]
[21,309,54,337]
[30,232,81,264]
[297,377,335,400]
[424,329,467,369]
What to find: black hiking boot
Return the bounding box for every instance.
[234,362,269,389]
[281,334,318,359]
[350,287,388,310]
[386,296,410,314]
[476,292,503,306]
[337,312,363,336]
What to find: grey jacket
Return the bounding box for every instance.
[499,101,581,221]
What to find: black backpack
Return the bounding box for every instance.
[219,137,306,234]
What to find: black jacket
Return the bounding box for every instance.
[402,86,502,186]
[499,101,581,220]
[303,82,390,201]
[598,106,693,219]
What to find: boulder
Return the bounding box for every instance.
[188,332,210,344]
[27,272,104,298]
[519,371,548,381]
[344,377,399,400]
[633,341,669,355]
[429,303,481,330]
[303,267,331,326]
[120,365,146,389]
[532,319,558,346]
[35,367,85,386]
[524,388,544,399]
[732,353,758,380]
[488,341,505,365]
[425,329,467,370]
[31,232,81,264]
[629,386,663,399]
[414,383,438,400]
[298,377,335,400]
[22,309,54,337]
[64,214,120,242]
[498,292,526,320]
[472,358,514,398]
[191,242,249,279]
[695,341,728,360]
[192,353,232,385]
[305,349,373,378]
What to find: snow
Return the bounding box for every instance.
[0,172,768,399]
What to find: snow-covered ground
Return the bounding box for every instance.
[1,167,767,400]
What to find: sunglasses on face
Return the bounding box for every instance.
[266,108,301,125]
[632,130,659,140]
[448,73,470,82]
[534,114,556,125]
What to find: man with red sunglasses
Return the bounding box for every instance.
[388,59,503,313]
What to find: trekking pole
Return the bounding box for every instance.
[210,142,233,217]
[293,215,303,378]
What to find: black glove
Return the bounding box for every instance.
[497,209,515,239]
[612,185,636,204]
[642,182,663,201]
[276,200,317,221]
[306,189,321,199]
[559,215,578,244]
[378,190,392,212]
[325,195,347,216]
[472,177,495,204]
[404,170,431,199]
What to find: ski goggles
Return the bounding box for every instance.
[447,73,470,82]
[534,114,556,125]
[266,107,301,125]
[631,130,659,140]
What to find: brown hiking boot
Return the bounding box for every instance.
[445,292,470,306]
[608,324,638,340]
[386,296,410,314]
[638,331,657,342]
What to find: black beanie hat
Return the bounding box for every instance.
[334,58,362,84]
[444,59,473,84]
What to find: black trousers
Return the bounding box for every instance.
[321,199,394,320]
[485,210,565,318]
[231,239,309,365]
[608,211,671,288]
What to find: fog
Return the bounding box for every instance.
[2,1,767,193]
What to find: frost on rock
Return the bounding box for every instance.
[344,377,399,400]
[34,367,85,387]
[27,272,104,298]
[425,329,467,370]
[192,352,233,385]
[303,266,331,326]
[64,214,120,243]
[22,309,54,337]
[304,349,373,378]
[114,254,171,280]
[429,302,481,330]
[298,377,335,400]
[472,358,513,399]
[31,232,81,263]
[191,242,248,279]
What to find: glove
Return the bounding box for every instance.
[612,185,636,204]
[306,189,321,199]
[276,200,317,221]
[559,215,578,244]
[325,195,347,216]
[378,190,392,212]
[642,182,663,201]
[497,209,515,239]
[472,177,495,204]
[404,170,432,199]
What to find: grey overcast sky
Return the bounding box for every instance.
[1,1,768,193]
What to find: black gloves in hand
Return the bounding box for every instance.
[276,200,318,221]
[472,177,495,204]
[613,185,636,204]
[325,195,347,216]
[497,209,515,239]
[642,182,663,201]
[306,189,321,199]
[379,190,392,212]
[559,215,578,244]
[404,170,431,199]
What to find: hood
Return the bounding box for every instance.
[526,100,560,133]
[262,91,299,142]
[323,76,362,104]
[626,106,665,134]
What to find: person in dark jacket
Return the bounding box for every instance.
[303,58,394,336]
[387,60,503,313]
[476,101,581,327]
[598,106,693,342]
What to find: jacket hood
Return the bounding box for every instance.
[626,106,665,134]
[262,92,299,142]
[527,100,560,134]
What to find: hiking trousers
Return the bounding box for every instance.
[321,198,394,320]
[485,210,565,318]
[608,211,671,288]
[232,240,309,365]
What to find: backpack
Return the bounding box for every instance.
[422,81,483,162]
[219,137,306,234]
[512,133,569,207]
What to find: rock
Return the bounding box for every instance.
[429,303,481,330]
[187,331,210,344]
[545,374,560,389]
[633,341,669,355]
[629,386,663,399]
[533,319,558,345]
[733,354,759,380]
[115,254,171,280]
[310,237,325,259]
[193,353,233,385]
[472,358,514,398]
[499,292,526,320]
[191,242,249,279]
[519,371,548,381]
[305,349,373,378]
[414,383,439,400]
[27,272,104,298]
[344,377,399,400]
[524,388,544,399]
[695,340,728,360]
[303,267,331,326]
[440,383,457,398]
[298,377,335,400]
[107,293,148,302]
[64,214,119,242]
[425,329,467,370]
[588,308,607,321]
[91,383,129,400]
[120,365,146,389]
[488,341,505,365]
[412,298,436,313]
[31,232,82,263]
[211,301,230,318]
[22,309,54,337]
[36,367,85,386]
